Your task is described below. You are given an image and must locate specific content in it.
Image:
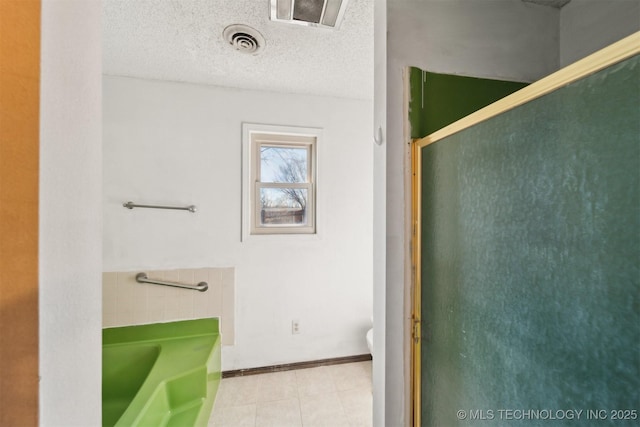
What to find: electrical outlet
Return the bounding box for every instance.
[292,319,300,334]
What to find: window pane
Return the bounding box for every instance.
[260,146,308,183]
[260,187,308,226]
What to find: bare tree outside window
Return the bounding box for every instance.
[259,146,310,225]
[243,124,318,237]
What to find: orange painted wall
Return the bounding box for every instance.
[0,0,41,424]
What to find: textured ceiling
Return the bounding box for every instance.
[103,0,374,100]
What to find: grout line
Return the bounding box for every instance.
[296,367,303,427]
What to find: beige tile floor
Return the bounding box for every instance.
[209,361,373,427]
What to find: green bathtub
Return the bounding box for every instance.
[102,318,221,427]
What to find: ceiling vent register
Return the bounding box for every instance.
[270,0,350,29]
[223,24,266,55]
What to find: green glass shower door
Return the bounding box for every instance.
[417,52,640,426]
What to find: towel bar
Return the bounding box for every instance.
[123,201,197,213]
[135,272,208,292]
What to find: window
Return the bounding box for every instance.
[242,124,319,238]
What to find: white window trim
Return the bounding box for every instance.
[242,123,322,241]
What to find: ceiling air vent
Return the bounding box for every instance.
[270,0,350,29]
[223,24,266,55]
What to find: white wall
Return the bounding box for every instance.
[103,76,374,371]
[39,0,102,425]
[373,0,387,424]
[384,1,559,425]
[560,0,640,67]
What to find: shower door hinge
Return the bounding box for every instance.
[412,316,421,344]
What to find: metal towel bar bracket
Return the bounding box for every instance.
[135,272,208,292]
[123,201,197,213]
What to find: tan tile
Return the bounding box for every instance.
[255,398,302,427]
[299,392,350,427]
[206,268,222,288]
[220,316,234,346]
[339,387,373,427]
[193,268,210,284]
[358,360,372,373]
[255,371,298,403]
[214,376,259,408]
[118,309,136,325]
[163,269,180,282]
[170,269,194,318]
[163,306,185,321]
[145,270,167,295]
[328,362,372,392]
[145,270,166,300]
[102,271,117,283]
[295,366,336,397]
[194,269,220,318]
[146,289,165,320]
[221,268,234,304]
[118,271,147,313]
[195,279,222,318]
[102,272,118,314]
[178,268,194,283]
[220,268,235,345]
[220,267,234,288]
[208,404,224,427]
[209,403,256,427]
[162,283,187,319]
[145,305,165,324]
[102,310,117,328]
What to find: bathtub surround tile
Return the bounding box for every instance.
[131,309,149,325]
[221,267,235,346]
[120,272,147,313]
[147,270,167,295]
[102,267,235,344]
[102,272,118,308]
[103,312,117,327]
[164,284,193,319]
[193,268,221,318]
[177,268,196,316]
[221,268,234,288]
[255,398,302,427]
[179,268,195,283]
[163,269,180,286]
[102,272,118,326]
[145,270,168,322]
[117,310,136,325]
[206,268,222,291]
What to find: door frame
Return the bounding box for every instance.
[410,140,422,427]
